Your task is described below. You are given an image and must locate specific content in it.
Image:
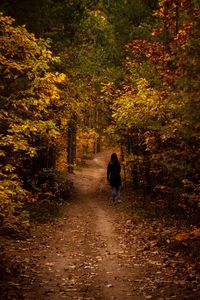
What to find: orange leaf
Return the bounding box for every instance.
[174,232,190,241]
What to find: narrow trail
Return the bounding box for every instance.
[23,151,145,300]
[65,151,142,300]
[2,151,199,300]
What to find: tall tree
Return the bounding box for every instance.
[109,0,200,211]
[0,14,66,227]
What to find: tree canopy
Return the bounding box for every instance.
[0,0,199,230]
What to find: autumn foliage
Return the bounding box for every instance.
[0,14,68,231]
[0,0,199,232]
[109,0,200,215]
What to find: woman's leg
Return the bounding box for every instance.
[114,186,122,202]
[117,187,120,200]
[112,186,117,202]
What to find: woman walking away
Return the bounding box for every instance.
[107,153,121,203]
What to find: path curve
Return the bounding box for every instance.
[1,151,200,300]
[24,151,143,300]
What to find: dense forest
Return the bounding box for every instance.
[0,0,199,232]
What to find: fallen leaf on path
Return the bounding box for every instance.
[106,284,113,288]
[45,262,54,266]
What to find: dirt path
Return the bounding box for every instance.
[1,152,199,300]
[25,151,143,300]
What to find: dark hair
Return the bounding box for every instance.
[110,153,119,165]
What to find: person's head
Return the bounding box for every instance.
[110,153,118,164]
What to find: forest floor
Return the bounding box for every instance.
[0,151,200,300]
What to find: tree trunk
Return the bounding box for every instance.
[144,150,152,194]
[67,116,77,173]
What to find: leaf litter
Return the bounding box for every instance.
[0,151,199,300]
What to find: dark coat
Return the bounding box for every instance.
[107,162,121,187]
